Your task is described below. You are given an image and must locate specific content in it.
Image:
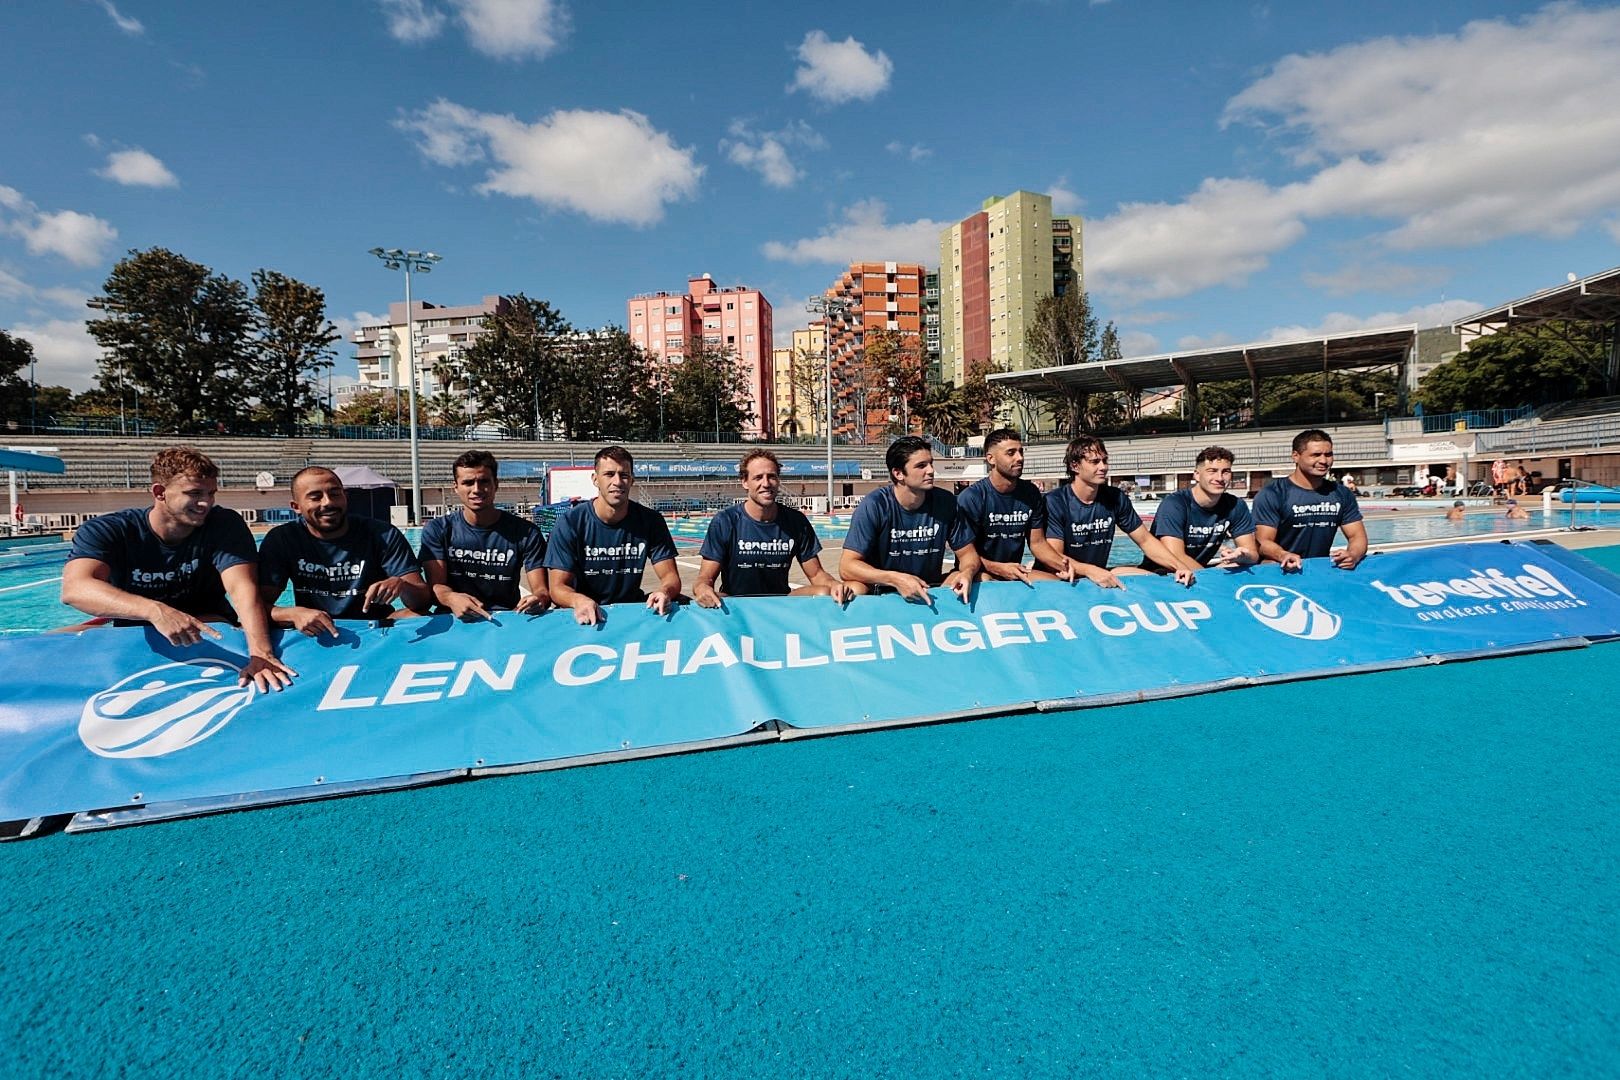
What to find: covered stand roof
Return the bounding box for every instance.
[988,326,1416,399]
[1452,265,1620,335]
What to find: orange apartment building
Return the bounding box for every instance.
[820,261,926,443]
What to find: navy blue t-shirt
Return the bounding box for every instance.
[542,500,679,605]
[699,502,822,596]
[1253,477,1363,559]
[954,476,1048,563]
[1149,488,1255,567]
[1043,484,1143,567]
[258,517,421,618]
[844,486,966,586]
[68,505,256,617]
[419,509,547,609]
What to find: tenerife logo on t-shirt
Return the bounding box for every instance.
[299,558,364,578]
[1234,585,1342,640]
[131,556,200,585]
[1290,500,1342,516]
[986,510,1029,524]
[737,538,793,553]
[451,546,512,565]
[890,524,939,541]
[79,659,258,758]
[586,541,645,558]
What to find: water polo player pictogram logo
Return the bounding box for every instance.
[79,659,258,759]
[1234,584,1343,641]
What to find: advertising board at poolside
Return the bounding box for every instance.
[2,542,1618,829]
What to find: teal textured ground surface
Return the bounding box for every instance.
[4,548,1619,1077]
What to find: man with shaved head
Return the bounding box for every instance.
[257,466,430,636]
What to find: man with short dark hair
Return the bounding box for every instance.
[60,446,294,691]
[258,466,430,636]
[693,449,852,606]
[954,428,1069,583]
[1041,436,1197,588]
[545,446,683,625]
[1148,446,1258,569]
[839,435,980,604]
[419,450,549,619]
[1253,429,1368,571]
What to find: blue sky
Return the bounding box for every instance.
[3,0,1619,392]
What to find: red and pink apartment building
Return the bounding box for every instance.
[626,274,775,439]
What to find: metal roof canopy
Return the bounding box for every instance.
[988,325,1416,398]
[1452,265,1620,334]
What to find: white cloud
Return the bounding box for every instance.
[93,0,144,35]
[1117,309,1177,326]
[1049,178,1083,214]
[1302,261,1447,297]
[397,100,701,226]
[95,148,179,188]
[761,200,947,266]
[380,0,567,59]
[722,120,825,188]
[1118,330,1160,356]
[1264,299,1481,340]
[12,318,102,391]
[454,0,568,59]
[380,0,446,42]
[885,141,932,162]
[0,267,88,311]
[789,31,893,104]
[1093,4,1620,300]
[1606,218,1620,243]
[1089,178,1307,300]
[2,189,118,268]
[1177,332,1237,350]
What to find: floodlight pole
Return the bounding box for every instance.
[806,296,852,513]
[370,247,441,524]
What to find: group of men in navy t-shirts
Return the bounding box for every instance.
[60,429,1366,693]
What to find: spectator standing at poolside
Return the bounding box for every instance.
[1147,446,1258,569]
[60,446,294,691]
[545,446,683,625]
[840,435,980,604]
[419,450,549,620]
[693,449,851,607]
[953,427,1071,583]
[1253,429,1369,571]
[1041,436,1197,588]
[258,466,431,636]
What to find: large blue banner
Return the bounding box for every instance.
[3,541,1618,826]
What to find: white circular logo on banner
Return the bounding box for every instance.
[1234,584,1342,641]
[79,660,257,759]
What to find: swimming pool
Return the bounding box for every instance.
[3,508,1615,635]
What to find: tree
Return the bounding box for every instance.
[0,330,35,423]
[1418,324,1609,413]
[248,269,338,433]
[458,295,572,437]
[87,248,253,432]
[664,342,755,438]
[860,329,925,437]
[334,388,422,428]
[1024,288,1104,437]
[562,328,657,441]
[914,382,976,443]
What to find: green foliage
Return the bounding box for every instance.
[1023,289,1108,437]
[1417,324,1608,412]
[334,388,423,428]
[664,342,755,438]
[87,247,253,432]
[248,269,338,431]
[0,329,35,422]
[859,329,924,437]
[458,295,571,437]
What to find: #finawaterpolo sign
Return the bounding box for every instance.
[2,542,1618,826]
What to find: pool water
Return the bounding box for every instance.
[3,507,1614,635]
